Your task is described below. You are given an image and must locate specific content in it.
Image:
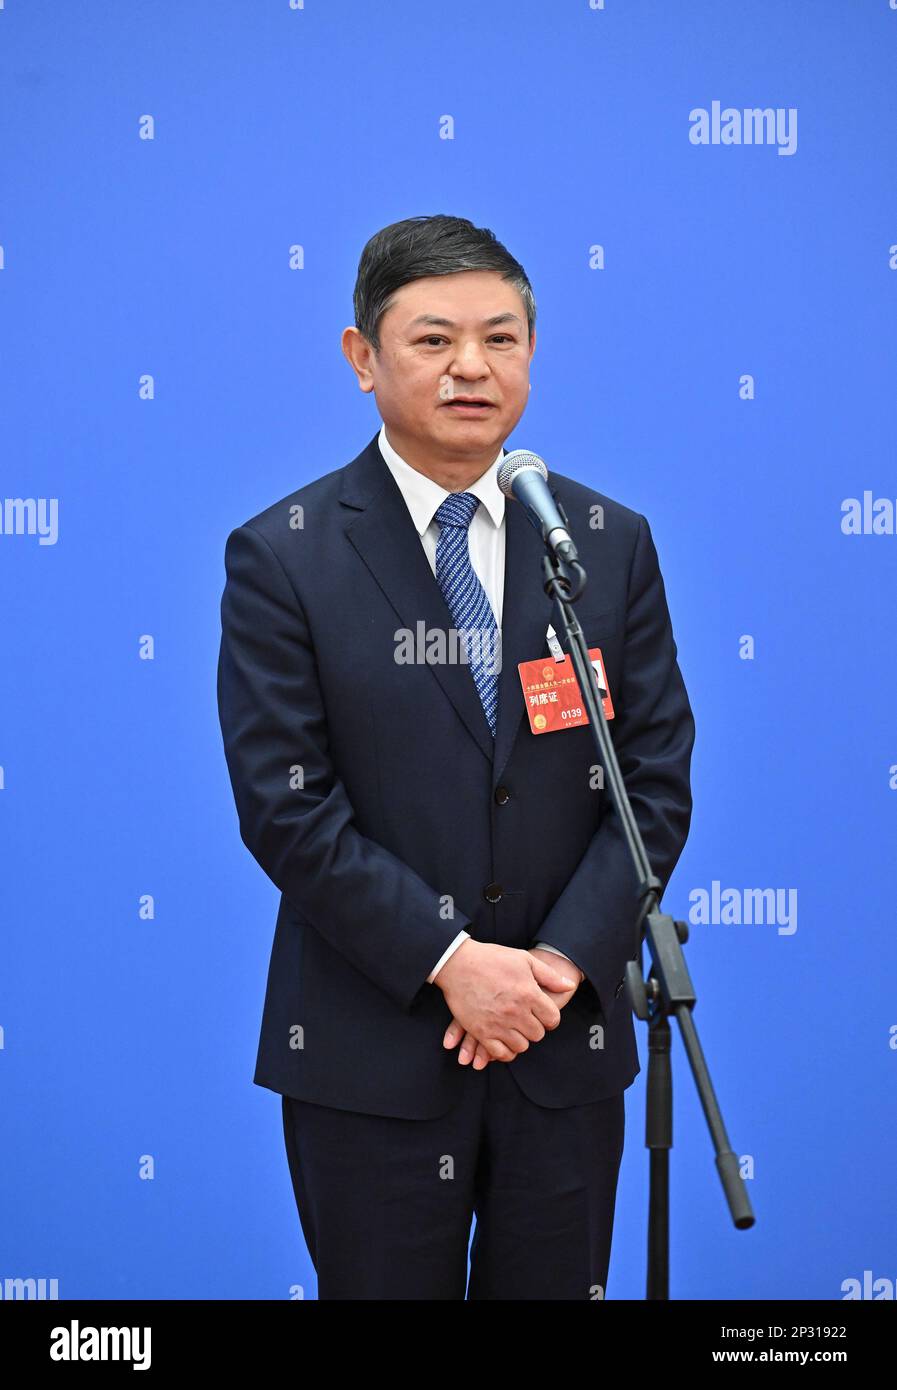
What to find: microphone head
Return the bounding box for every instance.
[498,450,548,500]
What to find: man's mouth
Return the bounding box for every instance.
[441,398,497,412]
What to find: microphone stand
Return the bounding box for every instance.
[538,514,755,1301]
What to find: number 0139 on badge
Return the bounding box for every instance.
[517,648,615,735]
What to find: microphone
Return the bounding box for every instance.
[497,450,579,564]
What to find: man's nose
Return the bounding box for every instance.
[449,341,491,376]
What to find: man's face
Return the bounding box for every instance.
[342,269,535,468]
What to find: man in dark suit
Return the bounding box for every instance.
[216,214,694,1300]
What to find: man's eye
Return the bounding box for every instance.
[420,335,514,346]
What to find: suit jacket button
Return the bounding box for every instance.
[494,785,510,805]
[483,882,503,904]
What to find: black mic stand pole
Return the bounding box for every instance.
[538,523,755,1301]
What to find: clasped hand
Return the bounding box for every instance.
[438,942,584,1071]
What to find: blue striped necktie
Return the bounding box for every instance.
[433,491,499,737]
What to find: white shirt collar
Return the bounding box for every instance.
[377,422,506,535]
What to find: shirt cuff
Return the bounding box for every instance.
[427,930,471,984]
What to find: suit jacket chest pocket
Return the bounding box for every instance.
[568,604,620,696]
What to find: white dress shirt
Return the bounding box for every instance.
[376,423,579,987]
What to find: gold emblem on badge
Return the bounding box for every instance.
[534,713,547,730]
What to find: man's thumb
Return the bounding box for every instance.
[530,956,578,989]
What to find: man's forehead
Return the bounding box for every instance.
[384,275,527,332]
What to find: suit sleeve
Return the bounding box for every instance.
[533,513,695,1024]
[216,523,470,1012]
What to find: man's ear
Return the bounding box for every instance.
[341,326,376,394]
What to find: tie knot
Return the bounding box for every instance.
[434,491,480,531]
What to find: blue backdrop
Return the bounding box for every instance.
[2,0,895,1301]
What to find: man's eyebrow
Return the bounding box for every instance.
[406,313,524,330]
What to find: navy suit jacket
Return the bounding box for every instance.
[216,430,695,1118]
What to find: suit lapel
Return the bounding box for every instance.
[339,432,555,778]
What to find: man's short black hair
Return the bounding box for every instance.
[352,214,536,353]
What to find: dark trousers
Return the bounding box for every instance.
[281,1060,626,1300]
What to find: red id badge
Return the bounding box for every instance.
[517,648,615,734]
